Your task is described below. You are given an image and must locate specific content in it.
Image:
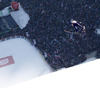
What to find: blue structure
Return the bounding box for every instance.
[0,15,19,34]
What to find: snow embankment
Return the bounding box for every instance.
[8,59,100,88]
[0,38,52,88]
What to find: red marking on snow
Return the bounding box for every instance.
[0,56,14,68]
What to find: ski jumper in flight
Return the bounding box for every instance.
[71,19,85,33]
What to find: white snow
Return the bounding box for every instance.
[84,51,97,63]
[10,4,30,29]
[96,28,100,34]
[0,38,52,88]
[8,59,100,88]
[33,39,36,45]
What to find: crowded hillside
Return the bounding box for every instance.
[0,0,100,70]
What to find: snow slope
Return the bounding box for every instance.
[9,59,100,88]
[0,38,52,88]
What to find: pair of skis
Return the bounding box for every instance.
[64,29,86,35]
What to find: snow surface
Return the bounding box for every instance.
[8,59,100,88]
[85,51,97,63]
[0,38,52,88]
[96,28,100,34]
[10,3,30,29]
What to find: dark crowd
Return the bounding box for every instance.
[0,0,100,70]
